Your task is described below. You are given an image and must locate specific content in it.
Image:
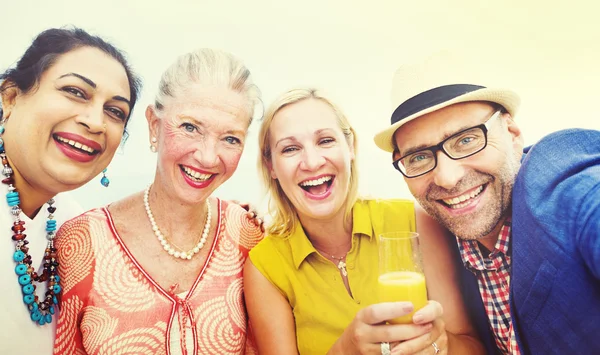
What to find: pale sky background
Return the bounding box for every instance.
[1,0,599,212]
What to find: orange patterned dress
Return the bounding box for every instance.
[53,198,263,355]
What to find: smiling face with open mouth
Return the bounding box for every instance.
[148,85,251,205]
[1,46,131,194]
[268,98,354,223]
[53,132,103,163]
[394,102,523,241]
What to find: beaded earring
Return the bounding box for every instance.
[100,168,110,187]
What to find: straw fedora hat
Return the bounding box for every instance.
[373,50,521,153]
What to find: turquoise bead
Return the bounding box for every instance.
[101,176,110,187]
[31,302,39,311]
[15,264,27,275]
[54,275,61,282]
[0,125,5,134]
[7,193,20,205]
[49,306,55,315]
[31,311,42,322]
[53,284,62,293]
[53,296,58,304]
[23,295,35,304]
[22,284,34,295]
[38,316,46,325]
[18,274,31,285]
[45,314,52,323]
[0,137,3,147]
[13,250,25,262]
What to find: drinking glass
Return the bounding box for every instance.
[378,231,428,324]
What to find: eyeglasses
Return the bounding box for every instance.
[393,110,502,178]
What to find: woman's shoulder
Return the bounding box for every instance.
[248,230,295,267]
[247,233,296,290]
[59,207,107,233]
[355,197,415,216]
[354,197,417,233]
[220,199,264,247]
[54,207,109,251]
[105,191,144,216]
[251,233,287,252]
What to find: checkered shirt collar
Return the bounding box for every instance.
[458,218,512,271]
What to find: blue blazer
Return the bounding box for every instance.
[455,128,600,354]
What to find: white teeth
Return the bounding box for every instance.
[300,176,332,187]
[55,136,96,153]
[442,185,484,207]
[182,166,212,182]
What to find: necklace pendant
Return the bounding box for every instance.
[337,260,348,277]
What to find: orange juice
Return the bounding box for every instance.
[378,271,428,324]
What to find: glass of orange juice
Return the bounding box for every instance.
[378,231,428,324]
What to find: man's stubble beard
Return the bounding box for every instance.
[416,151,522,241]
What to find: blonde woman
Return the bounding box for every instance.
[244,88,484,354]
[54,49,263,355]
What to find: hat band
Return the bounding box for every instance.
[391,84,485,124]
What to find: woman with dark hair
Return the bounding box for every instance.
[0,27,142,354]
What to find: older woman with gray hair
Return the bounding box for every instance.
[53,49,263,355]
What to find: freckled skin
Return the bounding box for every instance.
[147,85,251,206]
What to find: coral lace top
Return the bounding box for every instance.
[53,198,262,355]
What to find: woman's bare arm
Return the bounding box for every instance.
[243,259,299,355]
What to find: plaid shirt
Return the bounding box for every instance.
[458,219,520,355]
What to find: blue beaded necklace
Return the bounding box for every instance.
[0,124,61,325]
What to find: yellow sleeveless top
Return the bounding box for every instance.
[249,199,416,354]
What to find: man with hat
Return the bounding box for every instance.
[373,51,600,354]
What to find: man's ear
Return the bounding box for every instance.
[504,113,524,154]
[0,82,20,120]
[392,149,401,162]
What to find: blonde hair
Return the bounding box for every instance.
[154,48,261,122]
[258,88,359,238]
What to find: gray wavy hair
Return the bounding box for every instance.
[153,48,262,123]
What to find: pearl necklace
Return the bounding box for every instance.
[143,184,211,260]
